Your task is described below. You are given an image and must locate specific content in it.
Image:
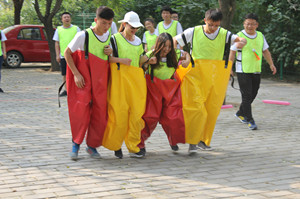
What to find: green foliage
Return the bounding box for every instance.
[0,0,14,28]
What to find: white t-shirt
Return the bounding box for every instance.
[155,20,183,35]
[52,24,81,41]
[111,21,118,35]
[142,29,159,43]
[1,31,7,42]
[68,30,110,53]
[175,26,238,48]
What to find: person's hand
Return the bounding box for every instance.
[104,45,112,56]
[121,58,132,66]
[181,60,190,68]
[56,55,61,63]
[230,70,234,77]
[270,65,277,75]
[148,57,157,65]
[74,73,85,89]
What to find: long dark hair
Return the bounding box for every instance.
[150,32,178,70]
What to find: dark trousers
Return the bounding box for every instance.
[236,73,261,121]
[0,55,3,82]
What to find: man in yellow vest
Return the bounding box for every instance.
[157,6,183,49]
[64,6,114,160]
[174,8,247,153]
[230,13,276,130]
[53,12,80,96]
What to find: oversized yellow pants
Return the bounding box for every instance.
[102,63,146,153]
[180,59,232,145]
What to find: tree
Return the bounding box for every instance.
[34,0,63,71]
[12,0,24,24]
[218,0,236,30]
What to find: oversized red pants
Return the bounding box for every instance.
[66,50,109,148]
[138,73,186,149]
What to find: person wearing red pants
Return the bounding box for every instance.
[64,6,114,160]
[138,33,190,154]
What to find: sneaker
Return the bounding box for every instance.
[59,90,67,97]
[248,120,257,130]
[235,113,248,124]
[114,149,123,159]
[188,144,198,154]
[86,146,101,159]
[170,145,179,152]
[197,141,213,151]
[140,148,146,154]
[70,142,80,160]
[129,150,145,158]
[0,88,4,93]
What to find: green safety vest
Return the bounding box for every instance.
[114,32,143,68]
[0,31,2,56]
[158,21,178,37]
[86,28,111,60]
[146,49,181,80]
[237,31,264,73]
[192,25,227,60]
[58,25,78,56]
[145,31,157,51]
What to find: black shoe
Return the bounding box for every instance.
[170,145,179,151]
[129,150,145,158]
[140,148,146,154]
[114,149,123,159]
[0,88,3,93]
[59,90,67,97]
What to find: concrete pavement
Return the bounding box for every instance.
[0,67,299,198]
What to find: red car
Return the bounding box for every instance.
[3,25,51,68]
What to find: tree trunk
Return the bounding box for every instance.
[13,0,24,25]
[34,0,62,71]
[218,0,236,30]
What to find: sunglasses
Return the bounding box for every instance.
[127,23,139,30]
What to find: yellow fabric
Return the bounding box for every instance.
[102,63,146,153]
[158,21,178,37]
[58,26,78,56]
[237,31,264,73]
[192,26,227,60]
[176,62,192,81]
[180,59,232,145]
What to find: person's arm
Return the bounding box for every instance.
[55,41,61,63]
[229,50,236,76]
[64,47,85,88]
[109,56,132,66]
[263,49,277,75]
[2,42,6,60]
[233,36,247,49]
[180,51,191,68]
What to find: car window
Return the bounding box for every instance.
[42,29,48,40]
[17,28,41,40]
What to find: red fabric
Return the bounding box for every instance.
[66,50,109,148]
[138,73,185,149]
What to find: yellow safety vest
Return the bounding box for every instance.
[145,31,157,51]
[237,31,264,73]
[86,28,111,60]
[58,25,78,56]
[158,21,178,37]
[192,25,227,60]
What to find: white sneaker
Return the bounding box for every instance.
[188,144,198,154]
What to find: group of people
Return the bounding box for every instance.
[52,5,276,160]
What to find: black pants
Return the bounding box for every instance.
[236,73,261,121]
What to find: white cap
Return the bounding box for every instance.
[118,11,144,28]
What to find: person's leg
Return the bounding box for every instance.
[0,55,3,92]
[237,73,253,121]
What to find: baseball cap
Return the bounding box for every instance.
[118,11,144,28]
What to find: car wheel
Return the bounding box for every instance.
[5,51,22,68]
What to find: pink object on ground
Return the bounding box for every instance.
[221,104,233,109]
[262,100,290,105]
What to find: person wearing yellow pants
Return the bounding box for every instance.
[64,6,114,160]
[102,11,147,158]
[174,8,247,153]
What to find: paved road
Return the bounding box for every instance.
[0,67,299,198]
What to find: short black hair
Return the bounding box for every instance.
[61,12,71,18]
[244,13,259,22]
[205,8,223,22]
[171,10,178,15]
[161,6,172,14]
[145,18,155,25]
[96,6,114,20]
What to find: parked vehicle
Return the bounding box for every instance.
[3,25,51,68]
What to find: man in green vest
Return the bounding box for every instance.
[157,6,183,49]
[0,30,7,93]
[173,8,247,153]
[64,6,114,160]
[53,12,80,96]
[230,13,276,130]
